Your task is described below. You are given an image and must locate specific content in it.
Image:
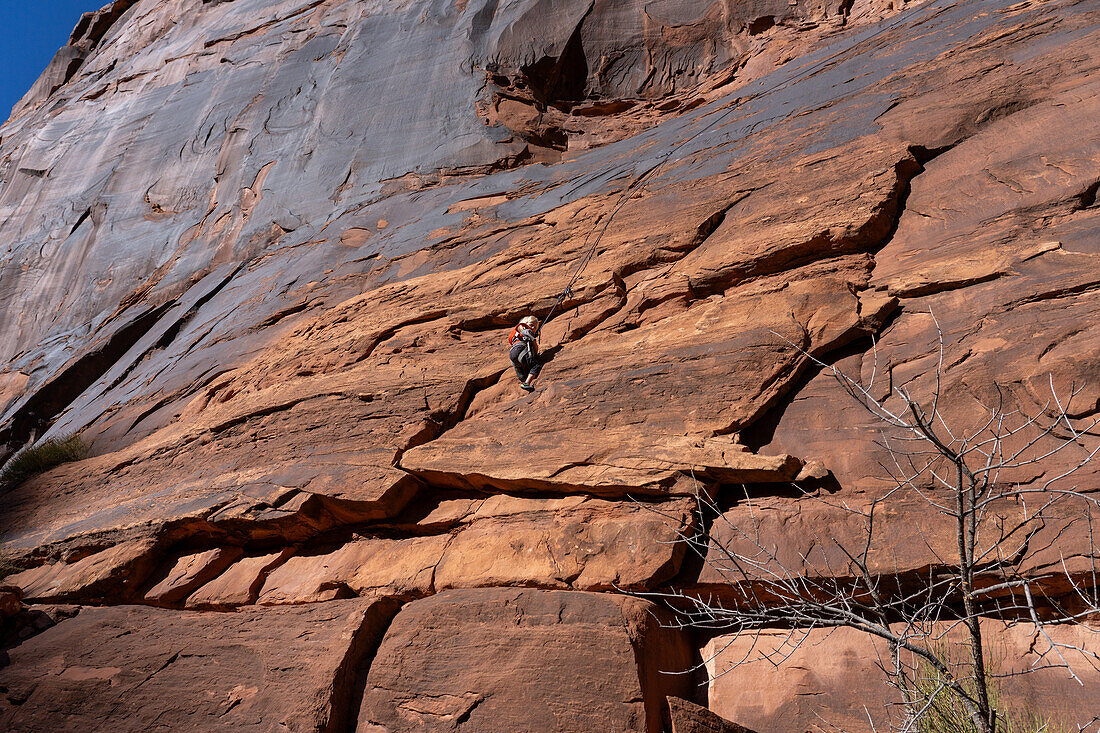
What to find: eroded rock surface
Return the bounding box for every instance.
[0,0,1098,728]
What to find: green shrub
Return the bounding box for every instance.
[0,434,89,491]
[913,641,1074,733]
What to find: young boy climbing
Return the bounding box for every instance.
[508,315,542,392]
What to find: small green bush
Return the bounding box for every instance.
[914,641,1074,733]
[0,434,89,491]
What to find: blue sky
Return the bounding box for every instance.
[1,1,105,121]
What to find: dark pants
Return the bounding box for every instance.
[510,341,542,382]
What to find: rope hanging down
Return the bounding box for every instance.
[534,2,926,337]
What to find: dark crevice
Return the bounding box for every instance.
[122,367,232,439]
[1000,278,1100,310]
[747,16,775,35]
[122,392,189,439]
[654,487,717,589]
[202,391,347,437]
[0,301,175,469]
[721,478,842,506]
[632,192,751,262]
[868,143,953,257]
[252,298,316,330]
[371,487,688,542]
[1076,178,1099,210]
[689,146,952,301]
[908,143,954,166]
[392,369,507,468]
[972,96,1040,128]
[1,605,81,657]
[148,270,237,354]
[446,270,624,336]
[520,3,593,109]
[349,311,449,368]
[334,597,405,733]
[453,695,485,726]
[844,143,951,262]
[669,548,1096,625]
[667,188,760,261]
[690,208,731,250]
[69,208,92,236]
[102,267,241,399]
[450,306,565,334]
[397,461,690,501]
[244,549,294,607]
[739,305,904,452]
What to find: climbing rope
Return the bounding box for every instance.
[535,2,932,337]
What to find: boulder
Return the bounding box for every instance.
[142,547,244,605]
[357,588,693,732]
[686,484,1100,612]
[258,535,449,605]
[7,539,159,603]
[432,495,695,592]
[0,585,23,619]
[668,697,758,733]
[0,599,398,732]
[185,549,293,608]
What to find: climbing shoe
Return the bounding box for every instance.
[520,383,535,392]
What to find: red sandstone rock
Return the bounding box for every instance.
[694,490,998,586]
[4,0,1095,575]
[703,621,1100,732]
[357,588,693,732]
[433,495,694,591]
[185,549,293,609]
[0,585,22,618]
[758,10,1100,497]
[257,496,693,604]
[258,535,449,605]
[0,0,1097,729]
[142,547,244,605]
[688,487,1100,616]
[0,599,396,732]
[7,539,159,603]
[668,697,758,733]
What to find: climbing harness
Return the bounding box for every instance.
[533,2,930,339]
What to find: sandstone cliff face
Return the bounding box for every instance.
[1,0,1098,730]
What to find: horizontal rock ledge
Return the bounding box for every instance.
[401,433,803,497]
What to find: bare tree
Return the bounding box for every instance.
[647,313,1100,732]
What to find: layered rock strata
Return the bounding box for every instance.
[1,0,1098,729]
